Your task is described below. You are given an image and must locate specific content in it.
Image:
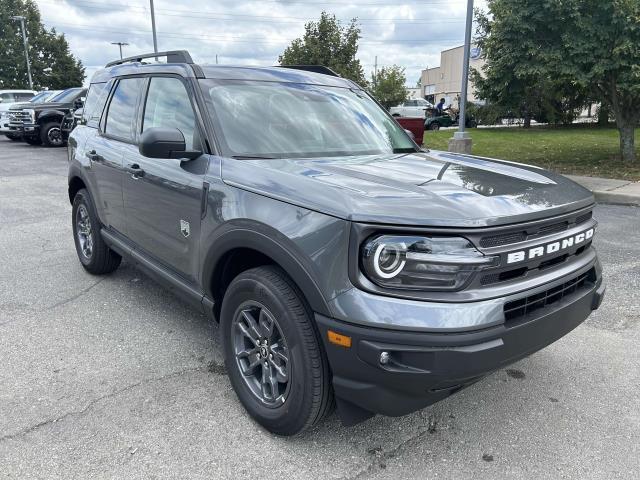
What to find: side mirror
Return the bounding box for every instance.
[73,98,83,109]
[73,107,83,119]
[139,127,201,160]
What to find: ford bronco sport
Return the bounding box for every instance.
[68,51,605,436]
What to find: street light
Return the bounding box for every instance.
[111,42,129,59]
[11,15,33,90]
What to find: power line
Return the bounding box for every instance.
[43,21,464,45]
[39,0,466,24]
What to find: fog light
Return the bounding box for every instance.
[380,351,390,365]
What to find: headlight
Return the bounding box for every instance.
[361,235,499,291]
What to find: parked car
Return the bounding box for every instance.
[1,90,62,140]
[68,50,604,436]
[390,98,433,117]
[7,87,86,146]
[0,89,37,139]
[60,107,83,143]
[395,117,424,146]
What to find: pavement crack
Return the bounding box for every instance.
[343,414,441,480]
[0,366,208,443]
[47,278,106,310]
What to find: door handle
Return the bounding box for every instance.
[85,150,103,162]
[125,163,145,178]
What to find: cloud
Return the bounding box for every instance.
[36,0,486,86]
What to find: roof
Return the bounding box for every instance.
[0,89,37,93]
[91,62,356,88]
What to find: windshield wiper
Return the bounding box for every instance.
[392,147,418,154]
[231,155,278,160]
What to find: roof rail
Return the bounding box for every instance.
[105,50,193,68]
[278,65,340,77]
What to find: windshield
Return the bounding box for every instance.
[30,90,61,103]
[50,88,83,103]
[199,80,417,158]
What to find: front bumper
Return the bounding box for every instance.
[21,123,39,137]
[316,262,604,424]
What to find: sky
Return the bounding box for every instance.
[35,0,487,86]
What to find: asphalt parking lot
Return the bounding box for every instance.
[0,137,638,479]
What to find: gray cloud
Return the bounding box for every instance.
[36,0,486,85]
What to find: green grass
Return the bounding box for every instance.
[424,126,640,181]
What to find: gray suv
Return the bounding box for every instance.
[68,51,605,435]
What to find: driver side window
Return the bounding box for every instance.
[142,77,197,150]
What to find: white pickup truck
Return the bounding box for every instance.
[389,98,433,117]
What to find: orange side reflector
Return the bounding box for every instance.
[327,330,352,348]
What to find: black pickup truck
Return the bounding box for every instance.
[8,87,86,146]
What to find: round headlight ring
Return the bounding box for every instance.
[372,242,406,279]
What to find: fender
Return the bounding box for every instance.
[68,162,107,227]
[38,109,68,123]
[201,224,333,318]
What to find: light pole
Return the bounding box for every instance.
[11,15,33,90]
[111,42,129,59]
[448,0,474,154]
[149,0,158,54]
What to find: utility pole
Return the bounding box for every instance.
[149,0,158,54]
[448,0,474,154]
[374,56,378,88]
[11,16,33,90]
[111,42,129,59]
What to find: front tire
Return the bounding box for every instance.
[41,121,65,147]
[72,189,121,274]
[428,121,441,131]
[221,266,333,436]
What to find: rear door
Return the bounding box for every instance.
[83,77,144,236]
[122,75,208,284]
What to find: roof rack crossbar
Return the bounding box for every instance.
[106,50,193,68]
[277,65,340,77]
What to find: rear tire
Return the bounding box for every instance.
[221,265,333,436]
[429,122,441,131]
[72,188,121,274]
[41,121,65,147]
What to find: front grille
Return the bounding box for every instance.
[503,269,594,322]
[479,209,593,248]
[8,110,31,125]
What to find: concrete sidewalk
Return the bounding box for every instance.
[566,175,640,206]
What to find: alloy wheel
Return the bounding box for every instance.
[76,204,93,259]
[232,301,290,407]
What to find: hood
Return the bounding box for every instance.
[7,102,34,111]
[30,102,71,110]
[9,101,70,111]
[221,150,594,227]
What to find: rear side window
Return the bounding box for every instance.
[0,93,16,103]
[142,77,197,150]
[82,82,110,128]
[104,78,144,141]
[17,93,34,101]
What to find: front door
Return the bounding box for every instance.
[122,76,207,284]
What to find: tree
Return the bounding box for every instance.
[370,65,408,109]
[474,0,639,162]
[472,0,587,128]
[0,0,85,90]
[557,0,640,162]
[278,12,366,86]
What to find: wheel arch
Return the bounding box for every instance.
[202,227,333,320]
[37,110,66,124]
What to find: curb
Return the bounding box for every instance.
[565,175,640,207]
[592,190,640,206]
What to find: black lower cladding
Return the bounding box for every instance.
[315,272,604,423]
